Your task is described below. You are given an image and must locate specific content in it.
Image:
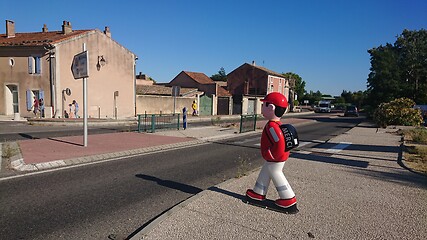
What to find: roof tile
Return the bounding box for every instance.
[183,71,215,84]
[0,30,91,47]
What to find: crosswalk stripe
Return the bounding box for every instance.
[325,142,351,153]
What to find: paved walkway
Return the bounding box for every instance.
[130,122,427,240]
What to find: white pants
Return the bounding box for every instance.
[253,161,295,199]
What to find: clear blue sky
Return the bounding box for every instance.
[1,0,426,96]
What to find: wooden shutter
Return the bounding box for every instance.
[28,57,33,74]
[35,57,41,74]
[39,90,44,101]
[26,89,32,110]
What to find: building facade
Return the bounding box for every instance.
[227,62,292,114]
[0,20,137,119]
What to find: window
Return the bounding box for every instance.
[28,56,41,74]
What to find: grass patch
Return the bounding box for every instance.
[211,116,222,126]
[1,143,18,159]
[402,127,427,175]
[404,145,427,174]
[403,127,427,144]
[236,154,252,178]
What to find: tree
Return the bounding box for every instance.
[367,43,403,107]
[211,67,227,81]
[367,29,427,107]
[341,90,353,104]
[396,29,427,104]
[282,72,306,100]
[340,90,367,109]
[303,90,323,105]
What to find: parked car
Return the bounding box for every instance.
[344,105,359,117]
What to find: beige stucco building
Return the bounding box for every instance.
[0,20,137,119]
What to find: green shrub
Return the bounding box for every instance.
[408,128,427,144]
[373,98,423,127]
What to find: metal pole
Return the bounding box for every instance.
[240,114,243,133]
[137,114,141,133]
[151,114,155,133]
[62,90,65,118]
[83,43,88,147]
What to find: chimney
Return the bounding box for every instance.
[42,24,48,32]
[252,61,256,66]
[61,21,72,34]
[6,20,15,38]
[104,26,111,38]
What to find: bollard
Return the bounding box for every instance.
[137,114,141,132]
[182,107,187,130]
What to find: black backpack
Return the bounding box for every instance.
[280,124,299,152]
[265,122,300,152]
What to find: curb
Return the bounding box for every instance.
[10,139,204,173]
[128,168,259,240]
[8,130,261,173]
[398,142,427,177]
[0,143,2,172]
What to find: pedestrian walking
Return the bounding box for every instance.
[73,100,79,118]
[33,96,39,116]
[192,100,198,116]
[39,98,44,118]
[69,103,74,118]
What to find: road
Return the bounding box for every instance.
[0,118,217,142]
[0,114,362,239]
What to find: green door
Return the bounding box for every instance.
[199,95,212,116]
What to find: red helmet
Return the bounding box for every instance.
[261,92,288,108]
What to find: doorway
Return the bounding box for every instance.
[5,84,19,115]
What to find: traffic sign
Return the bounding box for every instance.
[71,51,89,79]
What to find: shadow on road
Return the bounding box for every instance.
[135,174,203,194]
[208,186,245,200]
[311,142,399,153]
[47,137,84,147]
[18,133,39,140]
[292,152,370,168]
[130,174,243,240]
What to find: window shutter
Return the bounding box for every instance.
[26,89,32,111]
[39,90,44,100]
[35,57,41,74]
[28,57,33,74]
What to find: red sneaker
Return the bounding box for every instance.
[275,197,298,214]
[246,189,266,201]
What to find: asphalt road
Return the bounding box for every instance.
[0,119,219,142]
[0,114,362,239]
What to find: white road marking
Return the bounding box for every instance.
[326,142,351,153]
[298,141,311,147]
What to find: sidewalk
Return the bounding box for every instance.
[2,114,313,173]
[130,122,427,240]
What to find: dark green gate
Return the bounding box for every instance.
[199,95,212,115]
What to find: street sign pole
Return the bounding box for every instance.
[71,43,89,147]
[83,43,88,147]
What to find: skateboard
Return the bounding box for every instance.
[244,196,299,214]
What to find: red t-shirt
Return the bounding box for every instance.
[260,120,290,162]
